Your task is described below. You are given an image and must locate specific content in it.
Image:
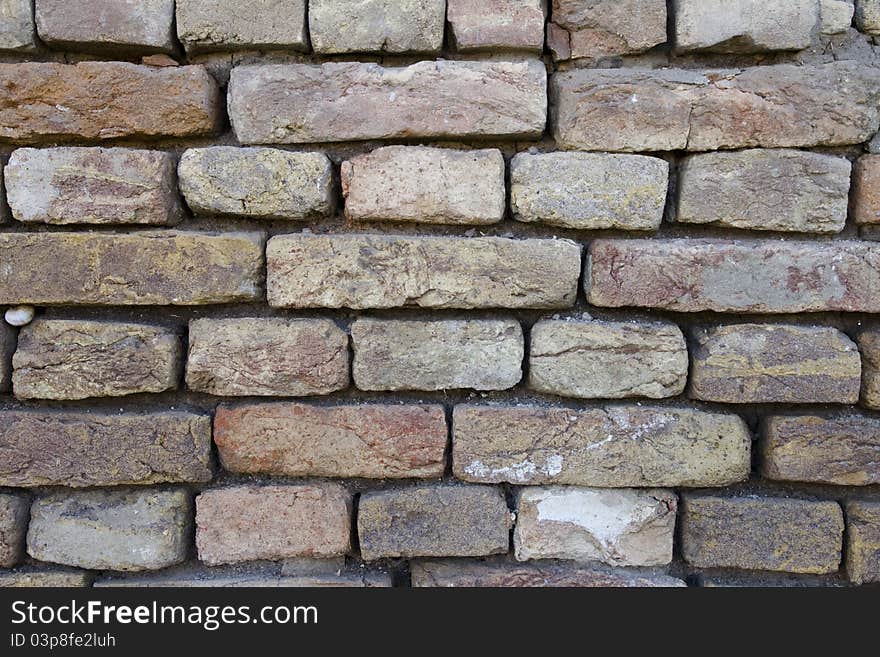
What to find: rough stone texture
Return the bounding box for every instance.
[5,147,182,226]
[358,485,512,560]
[0,322,13,392]
[853,155,880,225]
[229,60,547,144]
[821,0,855,34]
[176,0,307,52]
[551,62,880,152]
[351,318,523,391]
[858,329,880,409]
[27,489,192,571]
[514,487,677,567]
[855,0,880,33]
[0,0,36,50]
[548,0,667,61]
[846,501,880,584]
[0,568,91,587]
[341,146,505,225]
[528,319,688,399]
[447,0,546,52]
[680,495,844,574]
[676,149,851,233]
[0,493,28,567]
[0,231,264,306]
[588,239,880,313]
[453,404,751,487]
[185,318,348,397]
[762,415,880,486]
[689,324,861,404]
[178,148,334,220]
[13,319,181,400]
[309,0,444,54]
[0,410,213,487]
[673,0,818,53]
[411,559,685,587]
[35,0,176,54]
[214,403,446,479]
[97,565,391,588]
[510,152,668,230]
[0,62,221,143]
[196,485,352,565]
[267,234,580,310]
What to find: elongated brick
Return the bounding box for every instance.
[853,155,880,225]
[447,0,546,52]
[0,493,29,567]
[858,329,880,408]
[176,0,307,52]
[846,501,880,584]
[0,568,91,587]
[0,322,13,392]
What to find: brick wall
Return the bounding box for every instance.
[0,0,878,588]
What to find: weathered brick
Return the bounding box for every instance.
[588,239,880,313]
[858,329,880,408]
[309,0,444,54]
[529,319,687,399]
[821,0,855,34]
[179,148,334,220]
[0,410,212,487]
[196,485,352,565]
[176,0,307,52]
[0,568,91,587]
[186,318,348,397]
[97,565,391,587]
[447,0,546,52]
[552,62,880,152]
[351,319,523,391]
[0,62,221,143]
[762,415,880,486]
[35,0,175,54]
[0,231,263,306]
[676,150,851,233]
[510,152,668,230]
[673,0,817,53]
[13,320,180,400]
[680,495,844,574]
[267,234,580,310]
[453,405,750,487]
[358,485,511,560]
[214,403,446,479]
[514,487,677,567]
[27,489,192,571]
[853,155,880,225]
[846,501,880,584]
[229,60,547,144]
[690,324,860,404]
[0,321,13,392]
[341,146,505,225]
[0,0,36,50]
[855,0,880,33]
[0,493,28,567]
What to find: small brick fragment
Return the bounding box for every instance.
[0,493,29,567]
[0,0,36,50]
[0,321,13,392]
[853,155,880,225]
[846,501,880,584]
[0,568,91,587]
[858,329,880,408]
[855,0,880,33]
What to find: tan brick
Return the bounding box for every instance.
[0,568,91,587]
[0,493,29,568]
[176,0,307,52]
[214,403,446,479]
[853,155,880,225]
[859,329,880,408]
[0,0,36,50]
[196,485,352,565]
[846,501,880,584]
[447,0,546,52]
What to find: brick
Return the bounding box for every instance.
[0,493,28,567]
[673,0,817,53]
[447,0,546,52]
[453,404,751,487]
[5,147,182,226]
[229,60,547,144]
[0,321,12,392]
[178,148,334,220]
[0,568,91,587]
[351,318,523,391]
[341,146,505,225]
[548,0,667,61]
[35,0,175,54]
[552,62,880,152]
[588,239,880,314]
[528,319,687,399]
[214,403,446,479]
[680,495,844,574]
[411,559,685,587]
[510,152,668,230]
[267,234,580,310]
[859,329,880,408]
[762,415,880,486]
[514,487,677,567]
[185,318,348,397]
[0,410,212,487]
[358,485,511,560]
[676,149,851,233]
[690,324,860,404]
[309,0,444,54]
[821,0,855,34]
[846,501,880,584]
[0,62,221,143]
[0,0,36,50]
[0,231,263,306]
[13,320,180,400]
[27,489,192,571]
[97,565,390,588]
[856,0,880,33]
[853,155,880,225]
[196,485,352,565]
[176,0,307,52]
